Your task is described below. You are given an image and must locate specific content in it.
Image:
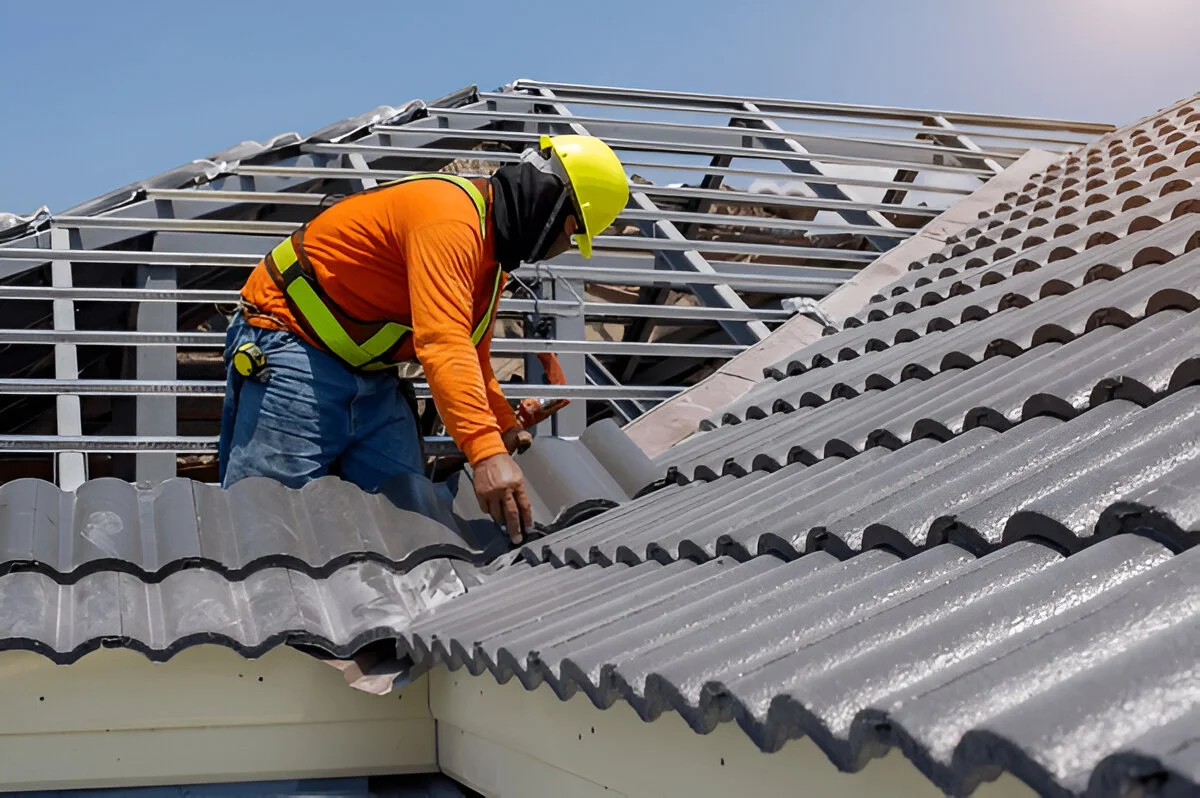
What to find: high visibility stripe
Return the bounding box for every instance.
[361,321,410,359]
[274,236,299,271]
[267,174,501,371]
[284,277,379,368]
[471,266,503,346]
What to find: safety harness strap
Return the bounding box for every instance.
[264,174,501,371]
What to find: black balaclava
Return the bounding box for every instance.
[489,161,572,271]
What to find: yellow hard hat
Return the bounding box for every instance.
[539,134,629,259]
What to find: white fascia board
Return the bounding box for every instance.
[429,669,1037,798]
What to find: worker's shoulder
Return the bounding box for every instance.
[385,177,486,222]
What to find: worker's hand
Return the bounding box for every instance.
[502,426,533,455]
[473,452,534,543]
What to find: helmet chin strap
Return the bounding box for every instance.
[525,190,572,264]
[502,143,577,267]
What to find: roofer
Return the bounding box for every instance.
[217,135,629,542]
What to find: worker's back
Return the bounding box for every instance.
[240,178,499,362]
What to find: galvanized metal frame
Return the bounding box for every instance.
[0,379,683,400]
[0,79,1110,485]
[0,328,748,357]
[48,227,86,490]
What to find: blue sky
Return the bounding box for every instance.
[2,0,1199,214]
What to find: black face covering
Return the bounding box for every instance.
[489,162,571,271]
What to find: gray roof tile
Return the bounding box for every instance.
[719,271,1195,426]
[873,164,1199,304]
[1086,711,1200,798]
[541,390,1200,567]
[399,535,1191,797]
[400,99,1200,796]
[871,539,1195,796]
[0,558,466,663]
[859,215,1197,328]
[0,422,643,669]
[0,429,644,582]
[0,472,507,580]
[669,314,1198,481]
[765,215,1198,380]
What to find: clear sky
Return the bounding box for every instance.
[2,0,1199,214]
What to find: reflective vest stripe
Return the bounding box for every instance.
[473,266,504,346]
[265,174,500,371]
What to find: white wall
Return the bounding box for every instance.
[0,646,435,792]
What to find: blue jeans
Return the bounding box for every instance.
[218,311,424,491]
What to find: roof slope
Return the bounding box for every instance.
[0,82,1185,796]
[395,94,1200,797]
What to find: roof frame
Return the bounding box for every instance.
[0,78,1109,485]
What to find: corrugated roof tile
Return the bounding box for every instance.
[398,536,1192,797]
[0,473,505,580]
[0,559,466,663]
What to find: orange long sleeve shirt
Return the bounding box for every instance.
[240,178,518,464]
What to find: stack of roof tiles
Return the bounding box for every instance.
[396,96,1200,797]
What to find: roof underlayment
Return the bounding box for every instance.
[2,81,1200,797]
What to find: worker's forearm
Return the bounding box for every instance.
[490,394,518,434]
[460,428,507,464]
[481,359,518,432]
[419,338,506,464]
